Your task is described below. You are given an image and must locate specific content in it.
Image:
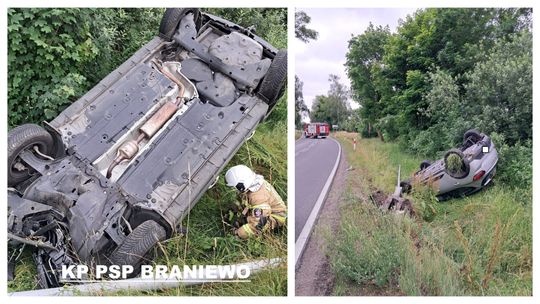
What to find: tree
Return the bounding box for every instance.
[295,10,319,43]
[8,8,288,128]
[295,75,309,129]
[310,74,350,127]
[409,31,532,187]
[346,23,391,138]
[346,8,532,143]
[342,108,362,133]
[465,31,532,145]
[294,10,317,129]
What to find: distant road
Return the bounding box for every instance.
[295,137,340,240]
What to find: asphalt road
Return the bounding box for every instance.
[295,137,341,240]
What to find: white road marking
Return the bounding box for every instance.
[295,137,341,266]
[294,138,320,157]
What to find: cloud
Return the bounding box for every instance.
[295,8,418,110]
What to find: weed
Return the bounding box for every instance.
[8,8,287,296]
[328,133,531,296]
[445,153,465,176]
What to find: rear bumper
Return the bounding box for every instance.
[482,164,497,187]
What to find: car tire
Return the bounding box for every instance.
[419,160,431,170]
[8,124,54,187]
[400,180,412,194]
[159,8,200,41]
[463,129,482,145]
[257,50,287,108]
[108,220,166,271]
[444,148,468,178]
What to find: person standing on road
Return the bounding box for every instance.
[225,165,287,239]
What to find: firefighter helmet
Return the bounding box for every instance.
[225,165,256,193]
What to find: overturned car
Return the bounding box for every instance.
[401,129,498,201]
[8,8,286,288]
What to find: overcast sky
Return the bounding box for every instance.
[296,8,418,111]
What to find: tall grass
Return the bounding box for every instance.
[8,7,287,295]
[329,133,531,296]
[8,113,288,296]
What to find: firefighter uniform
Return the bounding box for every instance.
[236,180,287,239]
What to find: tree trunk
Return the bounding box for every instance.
[377,129,385,142]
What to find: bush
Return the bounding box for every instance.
[346,9,531,191]
[8,8,287,128]
[407,33,532,189]
[490,133,532,190]
[8,8,163,128]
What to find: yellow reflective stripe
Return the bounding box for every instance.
[251,204,271,210]
[270,213,287,223]
[242,224,255,236]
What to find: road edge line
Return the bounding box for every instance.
[294,137,342,267]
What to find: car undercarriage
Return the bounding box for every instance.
[8,8,287,288]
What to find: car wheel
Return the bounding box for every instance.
[159,8,200,41]
[444,148,468,178]
[8,124,54,187]
[419,160,431,170]
[257,50,287,108]
[463,129,482,145]
[108,220,166,273]
[400,180,412,194]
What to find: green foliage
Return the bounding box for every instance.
[9,8,99,127]
[409,69,466,157]
[8,8,287,296]
[295,10,319,43]
[332,198,403,287]
[295,75,309,129]
[331,135,532,296]
[490,133,532,190]
[8,8,287,128]
[341,109,362,133]
[345,23,390,133]
[345,8,532,188]
[465,31,532,146]
[446,153,464,176]
[310,74,350,127]
[8,8,163,128]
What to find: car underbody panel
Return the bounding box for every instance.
[8,9,281,288]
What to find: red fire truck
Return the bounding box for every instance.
[304,122,330,139]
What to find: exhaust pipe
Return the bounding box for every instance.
[106,60,186,178]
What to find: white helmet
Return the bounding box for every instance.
[225,165,256,192]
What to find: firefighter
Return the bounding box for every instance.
[224,165,287,239]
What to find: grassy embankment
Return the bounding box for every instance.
[328,132,531,296]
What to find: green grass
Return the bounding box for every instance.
[446,153,465,176]
[295,130,302,140]
[8,8,287,296]
[328,132,531,296]
[8,120,288,297]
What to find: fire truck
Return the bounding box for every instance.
[304,122,330,139]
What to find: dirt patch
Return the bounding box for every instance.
[370,189,387,205]
[370,189,415,216]
[295,147,348,296]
